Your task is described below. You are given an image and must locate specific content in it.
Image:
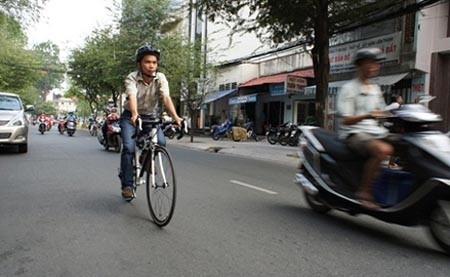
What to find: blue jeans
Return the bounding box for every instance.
[119,110,166,189]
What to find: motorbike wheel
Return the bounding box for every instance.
[114,136,122,153]
[212,131,220,141]
[429,201,450,254]
[288,137,299,147]
[279,136,289,146]
[267,132,277,145]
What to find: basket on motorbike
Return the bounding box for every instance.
[373,168,414,206]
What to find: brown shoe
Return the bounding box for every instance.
[121,187,135,201]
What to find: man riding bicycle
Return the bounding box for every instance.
[119,44,183,201]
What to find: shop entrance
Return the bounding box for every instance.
[294,101,315,125]
[263,101,284,128]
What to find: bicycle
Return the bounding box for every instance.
[131,115,186,227]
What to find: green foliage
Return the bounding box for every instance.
[0,14,41,97]
[0,0,48,26]
[35,99,57,115]
[68,0,216,118]
[32,41,66,94]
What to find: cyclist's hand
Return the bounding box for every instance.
[131,114,139,126]
[173,116,183,127]
[176,119,188,140]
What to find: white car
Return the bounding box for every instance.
[0,92,29,153]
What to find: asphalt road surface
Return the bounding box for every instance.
[1,126,449,276]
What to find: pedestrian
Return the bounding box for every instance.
[385,94,403,111]
[119,44,183,201]
[336,47,393,209]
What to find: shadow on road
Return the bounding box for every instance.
[262,202,449,259]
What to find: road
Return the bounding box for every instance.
[1,126,449,276]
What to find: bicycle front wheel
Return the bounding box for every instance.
[145,146,176,227]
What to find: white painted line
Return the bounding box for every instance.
[230,180,278,195]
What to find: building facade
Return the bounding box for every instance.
[183,1,450,132]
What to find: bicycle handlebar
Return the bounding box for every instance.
[136,116,187,140]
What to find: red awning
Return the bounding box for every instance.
[239,68,314,88]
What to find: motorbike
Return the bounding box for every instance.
[295,104,450,254]
[266,122,294,145]
[211,119,233,140]
[243,121,258,141]
[66,118,77,136]
[287,125,302,147]
[57,119,66,135]
[97,114,121,152]
[38,118,47,135]
[88,120,98,136]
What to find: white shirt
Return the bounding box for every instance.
[336,78,388,139]
[385,102,400,111]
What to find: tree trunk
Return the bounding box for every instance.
[313,0,330,129]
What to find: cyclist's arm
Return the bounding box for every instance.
[125,74,139,124]
[128,94,139,124]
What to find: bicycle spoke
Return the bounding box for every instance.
[146,146,176,227]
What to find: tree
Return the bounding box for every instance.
[33,41,66,99]
[0,0,48,26]
[196,0,445,127]
[0,13,40,102]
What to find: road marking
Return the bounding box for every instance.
[230,180,278,195]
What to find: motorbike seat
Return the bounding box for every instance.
[312,129,366,161]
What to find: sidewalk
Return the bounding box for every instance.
[168,135,300,167]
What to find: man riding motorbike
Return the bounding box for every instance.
[336,47,393,209]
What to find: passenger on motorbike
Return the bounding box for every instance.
[101,100,117,143]
[336,48,393,209]
[119,44,183,200]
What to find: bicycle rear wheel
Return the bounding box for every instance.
[145,146,176,227]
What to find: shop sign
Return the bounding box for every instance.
[411,75,425,94]
[229,94,257,105]
[329,32,402,74]
[269,84,285,96]
[285,75,307,94]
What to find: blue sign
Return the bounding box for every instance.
[229,94,257,105]
[269,84,285,96]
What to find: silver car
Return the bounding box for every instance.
[0,92,29,153]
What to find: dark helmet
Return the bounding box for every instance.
[135,44,160,63]
[353,48,385,65]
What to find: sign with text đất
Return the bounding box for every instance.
[329,32,402,74]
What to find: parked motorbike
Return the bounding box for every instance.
[211,119,233,140]
[295,104,450,254]
[66,119,77,136]
[266,122,293,145]
[287,125,302,147]
[38,118,47,135]
[243,121,258,141]
[97,114,121,152]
